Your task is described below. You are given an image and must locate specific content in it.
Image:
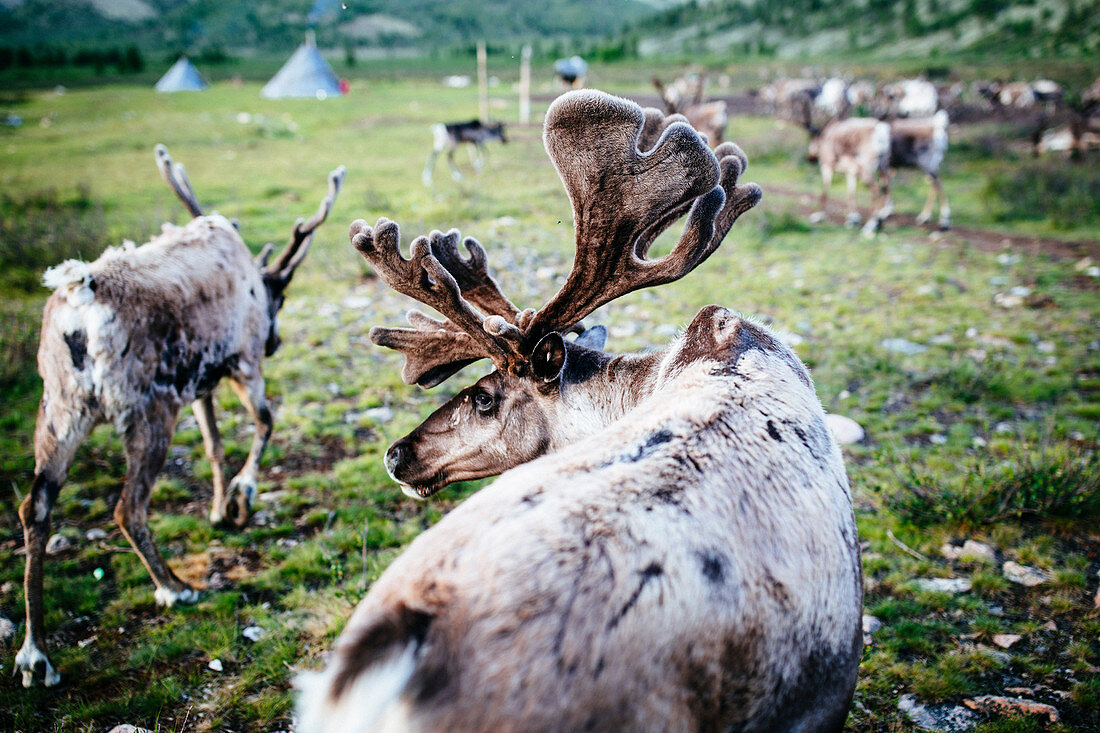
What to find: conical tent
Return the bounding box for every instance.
[261,36,342,100]
[155,57,208,92]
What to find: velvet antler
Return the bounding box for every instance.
[362,89,762,386]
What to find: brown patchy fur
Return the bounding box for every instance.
[16,155,344,688]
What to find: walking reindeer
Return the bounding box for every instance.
[297,90,862,731]
[16,146,344,687]
[422,120,507,185]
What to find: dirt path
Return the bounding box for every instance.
[763,182,1100,261]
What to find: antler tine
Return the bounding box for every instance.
[524,90,759,349]
[269,165,347,278]
[353,218,523,377]
[426,230,524,323]
[154,144,203,219]
[370,310,488,387]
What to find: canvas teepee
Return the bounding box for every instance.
[261,32,342,100]
[155,57,208,92]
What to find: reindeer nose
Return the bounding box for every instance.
[385,439,415,477]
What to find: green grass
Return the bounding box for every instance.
[0,62,1098,731]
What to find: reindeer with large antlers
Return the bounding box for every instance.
[297,90,862,731]
[15,146,345,687]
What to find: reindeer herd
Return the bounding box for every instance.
[23,82,1011,731]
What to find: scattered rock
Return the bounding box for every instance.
[881,338,927,355]
[341,296,372,309]
[993,292,1024,308]
[85,528,108,542]
[363,406,394,424]
[898,693,977,732]
[1,581,17,595]
[825,414,864,445]
[208,658,223,672]
[257,490,289,503]
[1043,620,1057,632]
[942,540,995,563]
[108,727,154,733]
[862,614,882,646]
[992,634,1022,649]
[1003,561,1051,587]
[0,613,15,642]
[242,625,266,642]
[975,646,1011,665]
[929,434,948,445]
[1075,256,1094,272]
[45,533,73,555]
[916,577,972,594]
[963,696,1059,723]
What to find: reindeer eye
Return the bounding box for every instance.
[472,390,495,414]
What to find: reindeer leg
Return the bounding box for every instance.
[422,149,440,186]
[810,164,832,223]
[470,143,485,172]
[844,170,862,228]
[114,407,198,608]
[223,374,272,528]
[863,170,893,238]
[915,175,937,226]
[932,174,951,230]
[16,401,95,687]
[447,146,464,181]
[193,394,230,526]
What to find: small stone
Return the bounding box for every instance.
[862,614,882,645]
[1003,561,1052,587]
[929,434,948,445]
[85,528,108,541]
[993,293,1024,308]
[975,646,1011,664]
[341,296,372,310]
[93,568,105,581]
[824,414,864,445]
[1043,621,1057,631]
[916,577,972,594]
[881,338,927,355]
[993,422,1013,434]
[898,693,977,732]
[208,658,223,672]
[45,533,73,555]
[930,333,954,346]
[972,437,987,448]
[992,633,1022,649]
[1073,256,1093,272]
[242,625,266,642]
[959,540,995,563]
[1,581,17,595]
[963,696,1059,723]
[108,727,155,733]
[363,407,394,424]
[0,613,15,642]
[1008,286,1031,298]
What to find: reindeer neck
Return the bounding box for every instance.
[547,350,664,451]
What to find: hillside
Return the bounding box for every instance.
[628,0,1100,59]
[0,0,655,54]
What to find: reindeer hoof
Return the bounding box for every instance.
[915,212,932,226]
[861,220,881,239]
[844,212,862,229]
[938,219,951,231]
[155,585,200,608]
[16,643,61,688]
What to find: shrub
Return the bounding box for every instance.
[982,162,1100,230]
[890,444,1100,525]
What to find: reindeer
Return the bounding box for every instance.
[422,120,507,185]
[15,146,345,688]
[296,90,862,732]
[653,74,729,144]
[809,110,950,235]
[876,78,938,118]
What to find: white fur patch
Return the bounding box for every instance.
[295,641,418,733]
[155,586,200,607]
[42,260,95,306]
[16,640,61,687]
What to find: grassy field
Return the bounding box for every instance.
[0,65,1098,732]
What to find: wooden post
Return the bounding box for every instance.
[519,44,532,125]
[477,40,489,123]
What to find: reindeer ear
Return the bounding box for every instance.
[531,332,566,383]
[572,324,607,352]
